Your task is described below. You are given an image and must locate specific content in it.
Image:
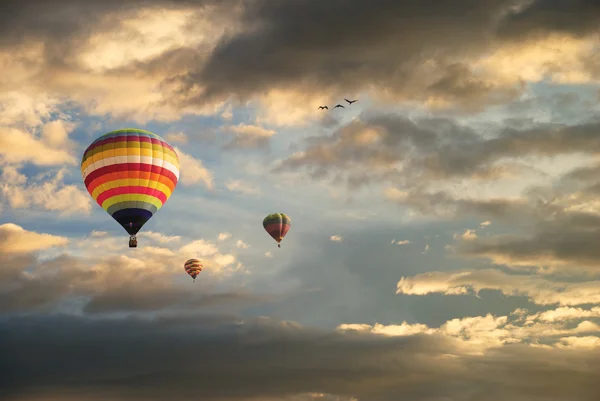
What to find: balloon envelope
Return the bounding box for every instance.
[81,129,179,236]
[184,258,203,279]
[263,213,291,246]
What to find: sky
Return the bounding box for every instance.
[1,0,600,400]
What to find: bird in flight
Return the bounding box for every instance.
[318,106,328,110]
[345,98,358,105]
[334,104,345,108]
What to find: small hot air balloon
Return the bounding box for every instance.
[263,213,291,248]
[81,129,179,248]
[184,259,203,282]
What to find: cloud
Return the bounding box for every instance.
[1,0,599,131]
[1,313,600,401]
[223,123,277,149]
[0,223,69,254]
[174,147,214,189]
[339,307,600,352]
[4,1,600,399]
[330,235,343,242]
[138,231,181,244]
[396,268,600,306]
[221,103,233,120]
[0,2,242,124]
[225,179,261,195]
[527,307,600,323]
[164,131,188,144]
[455,229,478,240]
[218,232,232,241]
[179,238,241,273]
[451,210,600,274]
[0,226,254,314]
[236,240,249,249]
[0,125,76,166]
[193,0,527,109]
[496,0,600,41]
[229,123,276,138]
[557,336,600,350]
[41,119,76,147]
[254,89,339,127]
[1,166,91,214]
[277,115,600,195]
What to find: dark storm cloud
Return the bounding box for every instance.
[390,189,547,220]
[0,254,93,313]
[0,0,513,110]
[84,286,270,314]
[1,314,600,401]
[2,0,600,110]
[453,173,600,272]
[0,0,133,46]
[497,0,600,40]
[0,0,224,47]
[189,0,519,106]
[277,114,600,188]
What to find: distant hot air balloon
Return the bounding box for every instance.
[263,213,291,248]
[81,129,180,248]
[184,259,203,282]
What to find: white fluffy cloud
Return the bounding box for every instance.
[339,307,600,352]
[165,132,188,144]
[225,179,261,195]
[218,232,231,241]
[228,123,276,138]
[138,231,181,244]
[0,223,69,254]
[174,147,214,189]
[1,166,91,214]
[179,238,241,273]
[236,240,249,249]
[0,224,253,314]
[396,268,600,306]
[0,125,76,166]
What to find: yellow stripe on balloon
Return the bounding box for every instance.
[101,194,164,211]
[80,145,179,172]
[91,179,172,201]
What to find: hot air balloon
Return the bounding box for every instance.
[263,213,291,248]
[81,129,179,248]
[184,259,203,282]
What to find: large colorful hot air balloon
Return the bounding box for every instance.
[263,213,291,248]
[81,129,180,248]
[184,259,202,282]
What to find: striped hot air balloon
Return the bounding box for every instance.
[263,213,291,248]
[184,259,203,282]
[81,129,179,248]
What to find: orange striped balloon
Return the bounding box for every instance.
[184,259,203,281]
[81,129,179,238]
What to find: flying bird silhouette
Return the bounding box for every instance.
[334,104,344,108]
[345,98,358,105]
[318,106,328,110]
